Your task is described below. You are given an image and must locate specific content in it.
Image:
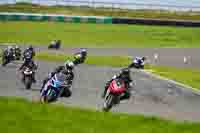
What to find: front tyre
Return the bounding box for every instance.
[103,94,114,112]
[25,76,32,90]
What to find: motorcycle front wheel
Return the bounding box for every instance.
[24,76,32,90]
[103,94,114,112]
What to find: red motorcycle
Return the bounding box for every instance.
[103,78,127,112]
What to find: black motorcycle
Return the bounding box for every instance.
[128,58,145,69]
[22,67,34,90]
[48,40,61,50]
[2,51,15,66]
[14,49,21,60]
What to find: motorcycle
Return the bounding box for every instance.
[48,40,61,50]
[73,53,86,65]
[128,58,145,69]
[2,51,15,66]
[14,49,21,60]
[22,67,34,90]
[102,78,128,112]
[40,73,71,103]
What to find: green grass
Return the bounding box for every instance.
[36,52,131,67]
[1,3,200,21]
[145,65,200,90]
[0,96,200,133]
[1,21,200,47]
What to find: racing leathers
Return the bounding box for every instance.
[19,59,37,83]
[2,47,15,66]
[14,46,21,60]
[73,49,87,65]
[5,47,14,59]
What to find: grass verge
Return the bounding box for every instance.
[0,96,200,133]
[145,65,200,90]
[1,21,200,47]
[36,52,131,67]
[1,3,200,21]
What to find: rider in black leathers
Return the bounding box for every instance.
[102,68,133,101]
[2,46,15,66]
[14,45,21,60]
[41,61,74,97]
[19,57,37,83]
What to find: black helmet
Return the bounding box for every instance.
[28,45,33,51]
[142,56,146,61]
[120,68,130,79]
[24,52,32,60]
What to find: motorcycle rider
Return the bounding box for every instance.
[14,45,21,60]
[6,46,15,58]
[41,60,74,97]
[73,48,87,65]
[23,45,35,60]
[129,56,146,69]
[18,56,37,83]
[2,46,15,66]
[48,40,61,49]
[102,68,133,101]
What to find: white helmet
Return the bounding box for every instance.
[81,48,86,53]
[64,60,74,70]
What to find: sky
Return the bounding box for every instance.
[1,0,200,9]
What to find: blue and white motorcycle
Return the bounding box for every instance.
[40,72,71,103]
[128,57,146,69]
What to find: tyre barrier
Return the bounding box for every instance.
[112,17,200,27]
[0,13,113,24]
[1,12,200,27]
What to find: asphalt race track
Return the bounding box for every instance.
[0,60,200,122]
[1,44,200,68]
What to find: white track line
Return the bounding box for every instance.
[139,69,200,96]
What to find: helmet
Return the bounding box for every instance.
[24,51,32,60]
[7,46,13,50]
[142,56,146,61]
[119,68,130,79]
[80,48,87,53]
[15,45,19,49]
[28,45,33,51]
[64,60,74,70]
[80,48,87,57]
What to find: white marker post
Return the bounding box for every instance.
[154,53,158,63]
[184,56,188,64]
